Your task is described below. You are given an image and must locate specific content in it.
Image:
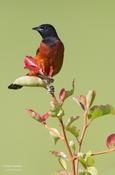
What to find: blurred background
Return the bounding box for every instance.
[0,0,115,174]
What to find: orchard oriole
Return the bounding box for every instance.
[8,24,64,90]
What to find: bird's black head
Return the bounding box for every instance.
[32,24,58,38]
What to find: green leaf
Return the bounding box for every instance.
[86,90,96,109]
[66,116,80,127]
[69,140,76,152]
[86,150,92,157]
[57,108,65,118]
[79,173,91,175]
[11,76,47,88]
[79,172,85,175]
[87,167,98,175]
[88,104,115,120]
[49,128,61,144]
[66,125,79,138]
[85,151,95,167]
[78,153,87,169]
[79,172,84,175]
[53,136,60,144]
[86,156,95,167]
[79,169,91,175]
[78,151,95,169]
[50,99,64,119]
[58,158,67,170]
[79,158,87,169]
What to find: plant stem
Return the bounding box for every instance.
[74,146,115,160]
[50,92,76,175]
[59,118,76,175]
[92,147,115,156]
[75,158,79,175]
[79,111,88,149]
[74,147,115,171]
[51,92,57,102]
[76,111,88,175]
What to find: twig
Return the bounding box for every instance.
[51,92,73,159]
[59,118,76,175]
[59,119,73,159]
[51,92,57,102]
[50,91,76,175]
[79,111,88,149]
[74,147,115,160]
[92,147,115,156]
[76,111,88,175]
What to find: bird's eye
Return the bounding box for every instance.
[41,26,48,30]
[44,26,48,30]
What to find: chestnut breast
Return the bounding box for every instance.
[35,37,64,76]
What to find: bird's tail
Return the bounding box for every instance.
[8,84,23,90]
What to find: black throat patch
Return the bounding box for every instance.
[42,37,59,48]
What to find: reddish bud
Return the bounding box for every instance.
[106,133,115,148]
[59,80,75,103]
[59,88,66,102]
[41,113,49,121]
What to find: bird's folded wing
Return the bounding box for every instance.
[8,76,47,88]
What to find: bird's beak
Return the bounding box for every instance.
[32,26,43,33]
[32,26,39,31]
[32,26,43,36]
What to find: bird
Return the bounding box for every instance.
[8,24,64,90]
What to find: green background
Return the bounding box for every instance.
[0,0,115,174]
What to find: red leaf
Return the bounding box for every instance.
[26,109,49,122]
[59,88,66,102]
[73,95,87,111]
[26,109,40,119]
[106,133,115,148]
[24,56,39,74]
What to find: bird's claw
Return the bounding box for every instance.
[38,73,54,84]
[37,72,55,94]
[47,84,55,94]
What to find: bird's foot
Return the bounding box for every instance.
[37,72,55,95]
[38,73,54,84]
[47,84,55,95]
